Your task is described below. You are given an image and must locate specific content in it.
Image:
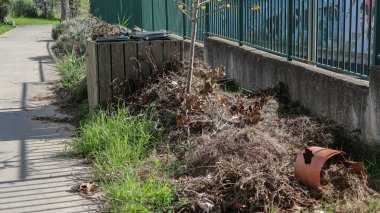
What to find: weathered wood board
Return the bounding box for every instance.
[86,39,184,107]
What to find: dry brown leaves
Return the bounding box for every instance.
[72,181,98,197]
[174,65,269,130]
[199,67,225,95]
[89,17,120,40]
[229,95,268,125]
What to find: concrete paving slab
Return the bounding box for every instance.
[0,26,99,212]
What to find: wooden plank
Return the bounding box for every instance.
[85,41,99,107]
[124,42,138,94]
[137,41,151,80]
[111,42,125,102]
[164,40,182,61]
[150,40,164,74]
[97,42,112,105]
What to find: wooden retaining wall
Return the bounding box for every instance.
[86,40,183,107]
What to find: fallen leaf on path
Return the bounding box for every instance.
[72,181,98,196]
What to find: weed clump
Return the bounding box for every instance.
[71,107,176,212]
[55,52,86,101]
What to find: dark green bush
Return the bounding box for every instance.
[45,9,56,19]
[0,0,10,21]
[51,23,62,40]
[11,0,39,18]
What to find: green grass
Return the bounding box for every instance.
[71,107,175,212]
[361,154,380,190]
[0,24,15,35]
[369,198,380,213]
[12,17,59,25]
[55,53,87,101]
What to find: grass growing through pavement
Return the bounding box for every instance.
[55,53,87,101]
[0,24,14,35]
[71,107,175,212]
[12,17,59,25]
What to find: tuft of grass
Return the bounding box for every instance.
[106,173,175,213]
[55,52,87,101]
[369,198,380,213]
[71,107,176,212]
[0,24,14,34]
[362,154,380,190]
[72,107,154,159]
[12,16,59,25]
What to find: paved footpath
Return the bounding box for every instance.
[0,26,98,212]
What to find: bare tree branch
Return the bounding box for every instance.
[198,0,211,7]
[197,5,228,20]
[174,0,193,21]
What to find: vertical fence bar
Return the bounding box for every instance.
[294,0,297,57]
[255,0,258,45]
[205,2,210,37]
[151,0,155,31]
[314,0,318,63]
[308,0,317,62]
[361,0,366,74]
[331,0,334,67]
[270,0,273,50]
[301,0,305,58]
[321,0,324,64]
[267,0,270,48]
[354,0,359,73]
[260,0,263,47]
[368,0,373,71]
[343,0,347,70]
[349,0,352,71]
[277,0,280,51]
[278,0,281,52]
[239,0,243,46]
[336,0,340,68]
[183,11,186,38]
[298,0,301,58]
[165,0,169,31]
[326,0,329,65]
[281,2,286,53]
[287,0,293,61]
[374,0,380,65]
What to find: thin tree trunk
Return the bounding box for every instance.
[186,0,199,93]
[61,0,69,22]
[43,1,47,18]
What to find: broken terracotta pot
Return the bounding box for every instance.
[294,146,366,190]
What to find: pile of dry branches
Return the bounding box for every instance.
[120,60,375,212]
[88,16,120,40]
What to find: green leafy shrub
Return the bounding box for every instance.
[11,0,39,18]
[0,0,10,21]
[55,52,87,101]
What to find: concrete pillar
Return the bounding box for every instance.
[366,66,380,144]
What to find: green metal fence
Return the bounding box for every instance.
[90,0,380,78]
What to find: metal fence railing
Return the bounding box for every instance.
[90,0,380,78]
